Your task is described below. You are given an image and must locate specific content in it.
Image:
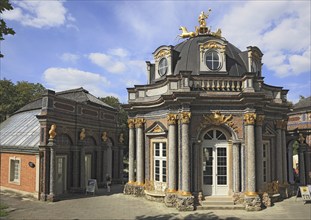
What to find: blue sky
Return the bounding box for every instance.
[1,0,310,103]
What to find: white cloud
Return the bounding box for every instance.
[61,53,80,63]
[217,1,311,78]
[88,53,126,73]
[108,48,129,58]
[2,1,74,28]
[43,67,114,97]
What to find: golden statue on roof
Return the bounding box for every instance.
[178,9,222,39]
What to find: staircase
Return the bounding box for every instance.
[197,196,245,210]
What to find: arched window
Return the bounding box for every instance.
[85,136,97,146]
[204,129,227,141]
[56,134,72,146]
[158,58,168,76]
[205,50,221,70]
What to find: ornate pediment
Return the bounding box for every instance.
[199,111,238,132]
[145,121,167,135]
[154,49,171,60]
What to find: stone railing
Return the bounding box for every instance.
[189,79,243,92]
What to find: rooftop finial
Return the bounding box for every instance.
[198,9,211,28]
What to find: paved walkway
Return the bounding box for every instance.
[1,185,310,220]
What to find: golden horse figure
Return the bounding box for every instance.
[179,26,196,38]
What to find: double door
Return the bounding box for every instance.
[202,143,228,196]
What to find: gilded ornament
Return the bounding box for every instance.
[199,111,238,132]
[128,119,135,128]
[180,112,191,124]
[135,118,145,128]
[244,113,256,125]
[154,49,171,60]
[167,113,178,125]
[200,41,226,50]
[102,131,108,142]
[79,128,86,140]
[49,124,57,139]
[152,125,163,133]
[198,9,211,28]
[179,26,197,39]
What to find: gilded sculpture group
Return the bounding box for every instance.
[179,10,222,39]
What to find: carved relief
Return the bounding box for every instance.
[180,112,191,124]
[119,133,124,144]
[167,113,178,125]
[256,115,265,126]
[199,111,238,132]
[128,119,135,129]
[135,118,146,128]
[49,124,57,139]
[154,49,171,60]
[151,125,163,133]
[274,119,283,129]
[244,113,257,125]
[200,41,226,50]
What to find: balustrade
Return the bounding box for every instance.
[190,79,243,92]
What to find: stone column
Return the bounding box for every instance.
[80,142,86,189]
[128,119,135,184]
[47,138,56,201]
[135,118,145,186]
[282,121,288,184]
[167,114,178,192]
[244,113,257,195]
[232,142,240,192]
[298,134,307,185]
[96,147,102,183]
[288,143,294,184]
[180,112,191,195]
[255,115,264,192]
[73,150,79,188]
[241,143,245,192]
[275,120,283,183]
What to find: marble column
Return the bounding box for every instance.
[282,121,288,184]
[255,115,264,192]
[241,143,245,192]
[180,112,191,195]
[244,113,257,195]
[275,120,283,183]
[135,118,145,186]
[298,139,306,185]
[96,148,102,182]
[167,114,178,192]
[73,150,79,187]
[232,142,240,192]
[128,119,135,184]
[49,142,55,198]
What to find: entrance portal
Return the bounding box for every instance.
[202,129,229,196]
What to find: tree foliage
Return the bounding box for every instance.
[0,79,45,122]
[0,0,15,58]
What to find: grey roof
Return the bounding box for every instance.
[15,98,42,114]
[56,87,116,110]
[0,109,40,148]
[293,96,311,110]
[173,35,248,76]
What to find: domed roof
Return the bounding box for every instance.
[172,35,248,76]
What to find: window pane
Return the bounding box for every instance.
[155,160,159,166]
[204,176,212,185]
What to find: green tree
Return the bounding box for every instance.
[0,79,45,122]
[0,78,16,121]
[0,0,15,58]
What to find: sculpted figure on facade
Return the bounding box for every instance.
[102,131,108,142]
[79,128,86,140]
[49,124,57,139]
[119,133,124,144]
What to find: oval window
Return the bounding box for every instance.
[205,51,221,70]
[158,58,168,76]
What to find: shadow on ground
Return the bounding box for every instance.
[136,213,240,220]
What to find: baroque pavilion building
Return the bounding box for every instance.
[123,11,291,211]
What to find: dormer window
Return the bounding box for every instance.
[205,50,221,70]
[158,58,168,76]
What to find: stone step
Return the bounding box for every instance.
[202,200,234,206]
[197,204,245,210]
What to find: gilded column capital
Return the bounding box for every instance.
[135,118,145,128]
[274,119,283,129]
[128,119,135,129]
[244,113,256,125]
[256,115,265,126]
[180,112,191,124]
[167,113,178,125]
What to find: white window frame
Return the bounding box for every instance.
[153,142,167,183]
[9,157,21,184]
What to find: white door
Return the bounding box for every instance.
[55,156,67,195]
[202,129,229,196]
[85,154,92,185]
